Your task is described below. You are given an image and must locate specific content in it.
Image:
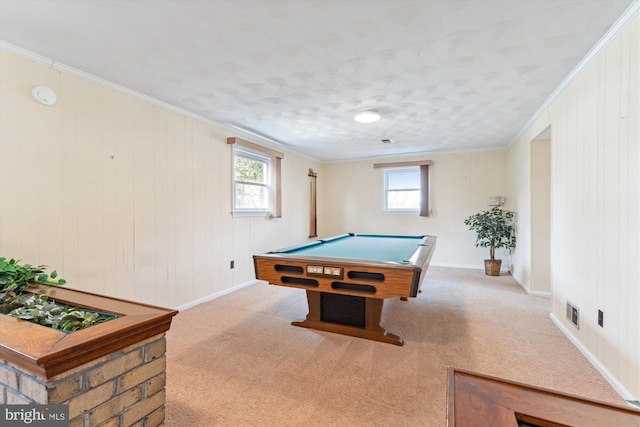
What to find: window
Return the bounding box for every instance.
[384,167,420,211]
[228,137,283,217]
[374,160,432,216]
[233,147,270,211]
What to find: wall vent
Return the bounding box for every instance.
[566,301,579,329]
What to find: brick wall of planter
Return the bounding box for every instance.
[0,334,168,427]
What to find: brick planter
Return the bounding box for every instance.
[0,285,177,426]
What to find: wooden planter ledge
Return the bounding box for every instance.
[0,284,178,380]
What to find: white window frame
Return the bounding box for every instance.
[374,160,432,217]
[382,166,421,213]
[228,137,284,218]
[232,146,271,215]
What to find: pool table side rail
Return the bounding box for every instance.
[270,233,433,258]
[253,235,436,299]
[253,256,419,299]
[409,236,437,296]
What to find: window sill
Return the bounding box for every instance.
[232,211,272,218]
[381,210,420,215]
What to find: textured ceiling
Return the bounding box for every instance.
[0,0,634,162]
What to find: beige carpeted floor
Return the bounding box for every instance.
[164,267,624,426]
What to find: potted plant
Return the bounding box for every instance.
[464,207,516,276]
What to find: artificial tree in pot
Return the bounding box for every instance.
[464,207,516,276]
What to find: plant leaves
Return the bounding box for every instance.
[6,293,117,331]
[0,258,67,291]
[464,207,516,258]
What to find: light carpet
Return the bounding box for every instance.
[164,267,624,426]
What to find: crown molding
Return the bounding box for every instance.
[510,0,640,146]
[0,40,310,159]
[0,40,216,125]
[3,0,638,162]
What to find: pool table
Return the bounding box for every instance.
[253,233,437,345]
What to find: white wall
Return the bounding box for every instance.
[530,139,551,294]
[0,50,322,308]
[509,15,639,400]
[508,111,550,292]
[552,15,638,399]
[322,150,510,268]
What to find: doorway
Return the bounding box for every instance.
[530,127,551,294]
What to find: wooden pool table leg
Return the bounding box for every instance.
[292,290,404,346]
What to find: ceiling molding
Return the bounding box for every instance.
[0,40,220,125]
[509,0,640,146]
[0,40,307,157]
[2,0,636,162]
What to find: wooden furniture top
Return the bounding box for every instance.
[0,285,178,379]
[446,367,640,427]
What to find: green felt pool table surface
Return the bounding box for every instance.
[273,233,427,263]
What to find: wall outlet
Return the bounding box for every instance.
[230,260,235,269]
[566,301,579,329]
[488,196,505,206]
[598,309,604,327]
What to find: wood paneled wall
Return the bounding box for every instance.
[548,16,639,399]
[0,51,321,308]
[509,15,639,400]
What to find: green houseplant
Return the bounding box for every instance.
[0,257,66,291]
[0,257,116,331]
[464,207,516,276]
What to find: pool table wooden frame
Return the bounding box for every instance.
[253,233,436,345]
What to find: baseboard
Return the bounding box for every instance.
[510,274,551,298]
[432,262,531,277]
[430,262,484,270]
[549,312,637,405]
[174,279,261,312]
[526,289,551,298]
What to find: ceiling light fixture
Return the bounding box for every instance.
[354,110,380,123]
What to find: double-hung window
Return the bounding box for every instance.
[375,160,432,216]
[384,167,420,211]
[233,147,270,212]
[228,137,283,217]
